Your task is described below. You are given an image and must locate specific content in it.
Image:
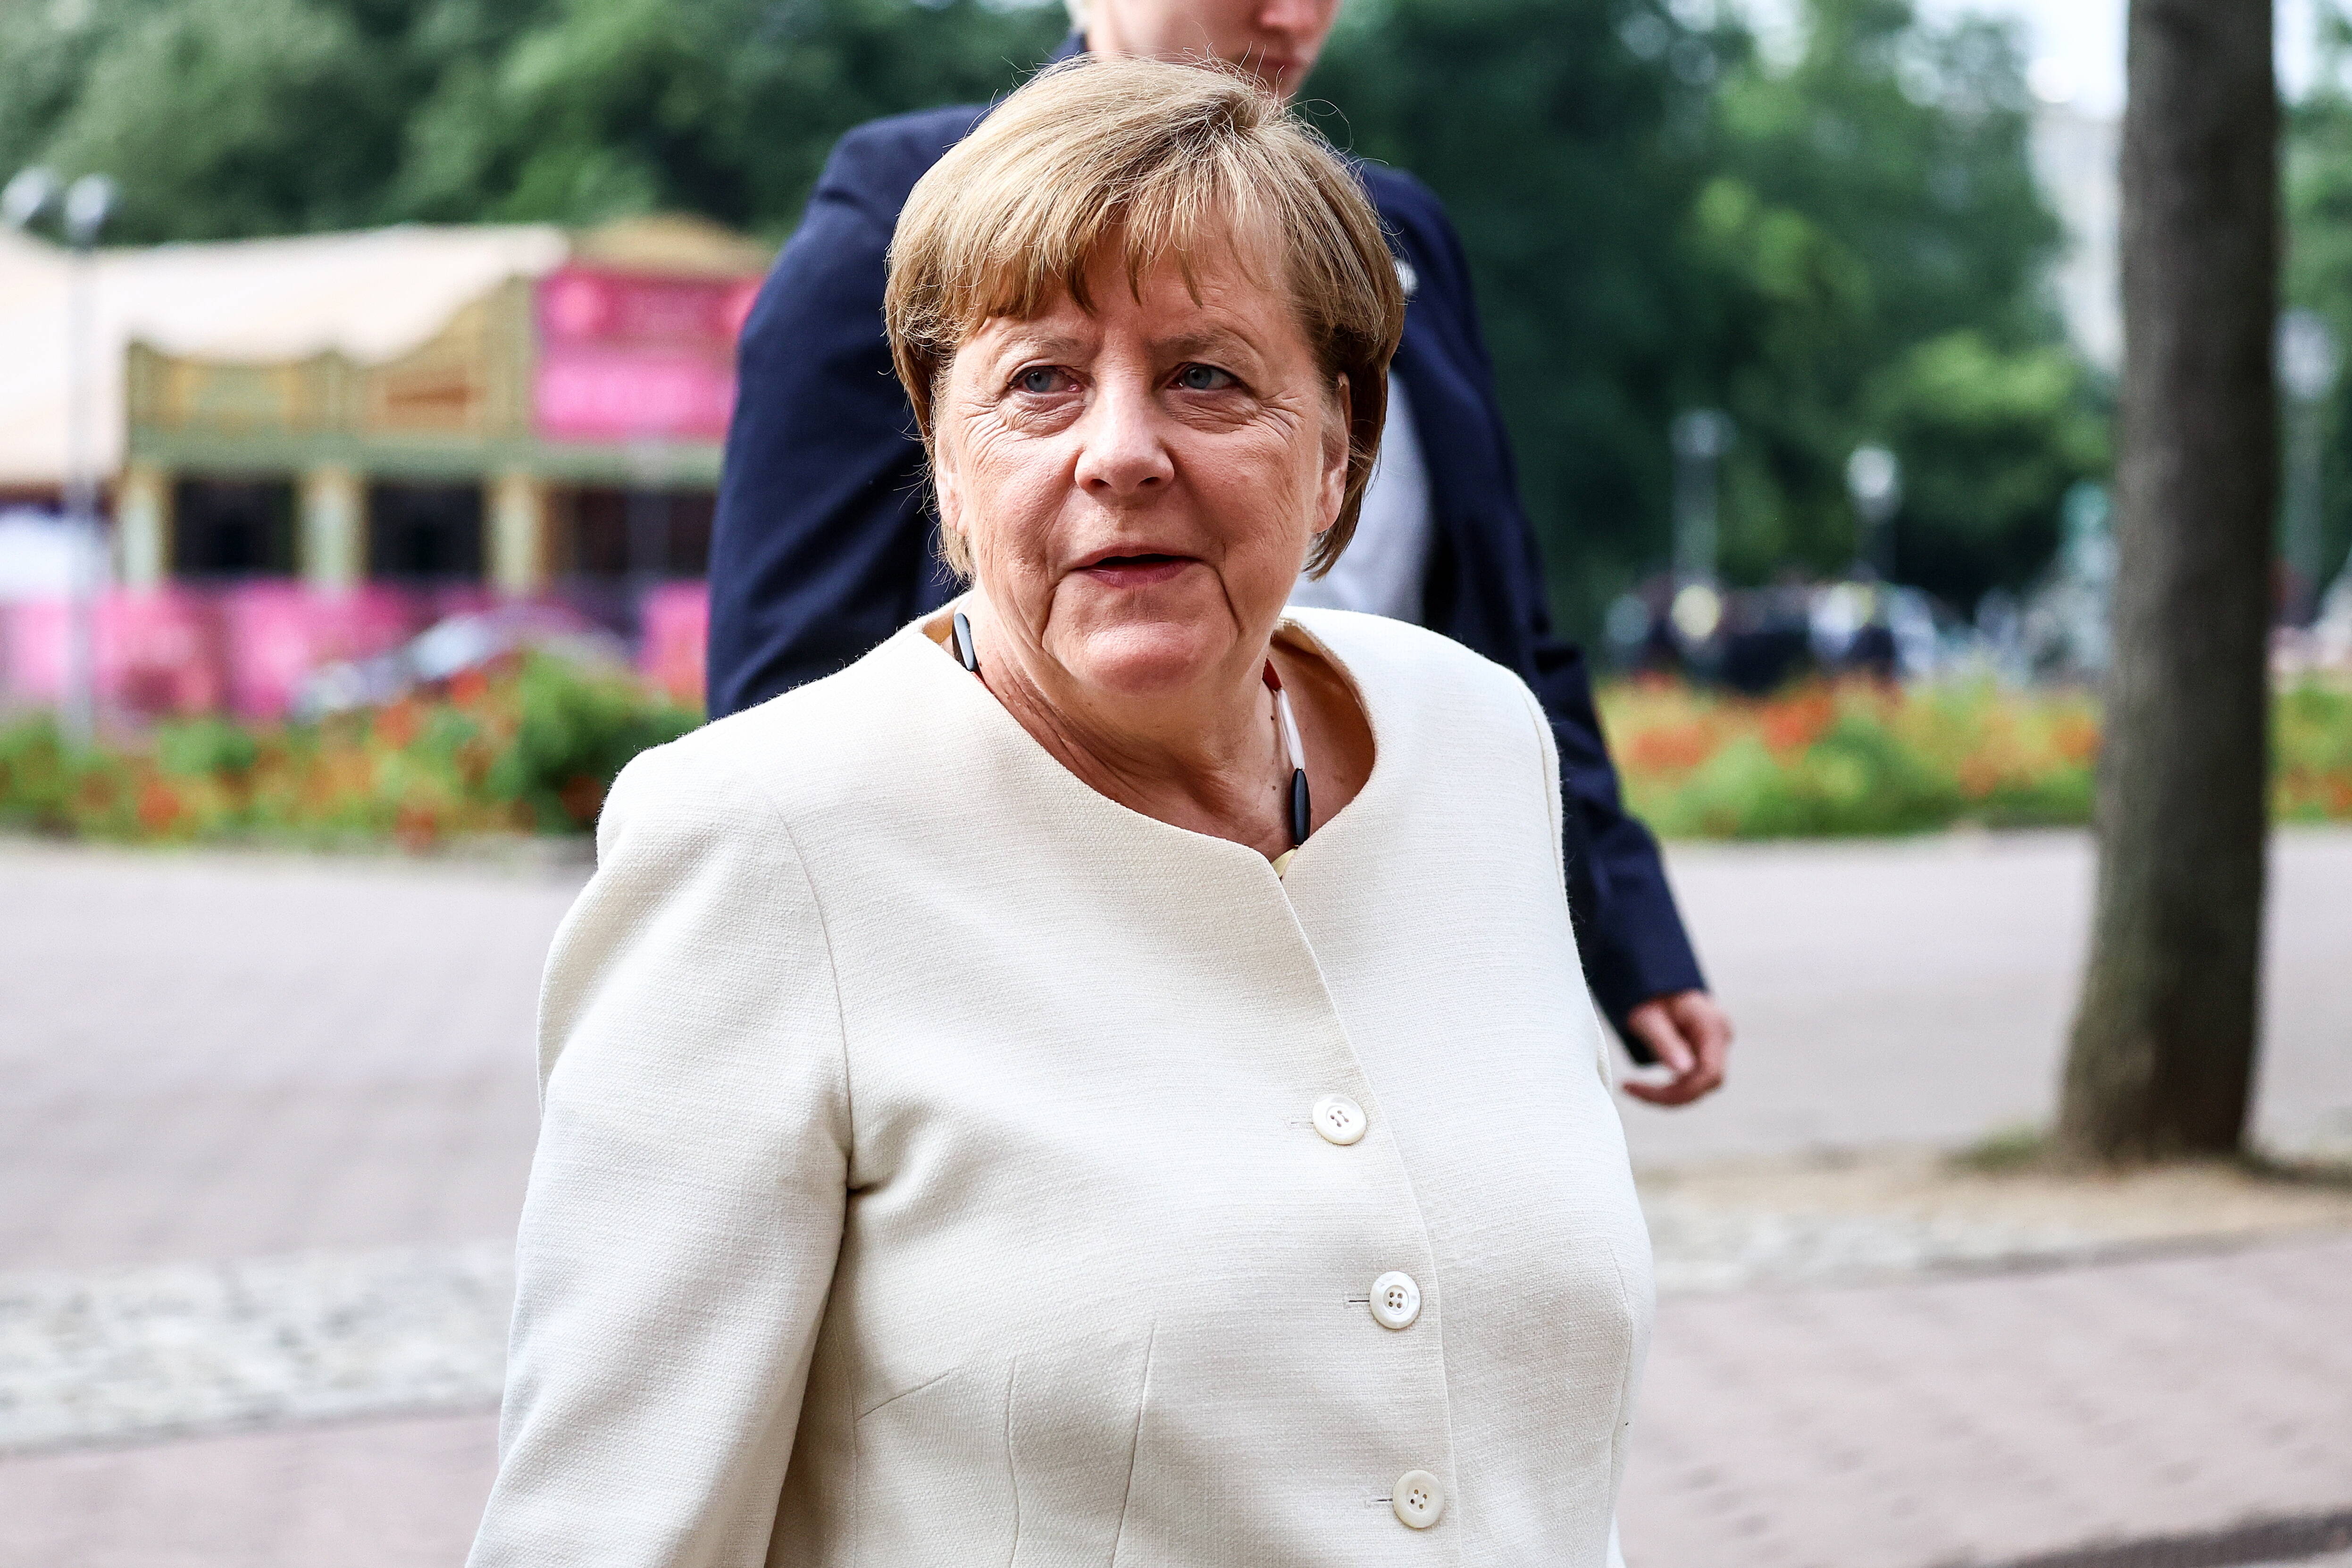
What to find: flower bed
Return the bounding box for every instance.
[0,654,698,849]
[1599,676,2352,840]
[5,666,2346,848]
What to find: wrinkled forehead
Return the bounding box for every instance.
[941,189,1296,351]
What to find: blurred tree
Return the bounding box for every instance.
[2059,0,2276,1166]
[0,0,1063,242]
[1,0,2099,634]
[1689,0,2102,608]
[1868,330,2107,602]
[389,0,1066,230]
[1307,0,1725,634]
[1314,0,2097,631]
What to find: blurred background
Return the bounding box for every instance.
[0,1,2347,1566]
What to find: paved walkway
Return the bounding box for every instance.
[0,831,2344,1567]
[1618,826,2352,1168]
[1623,1235,2352,1567]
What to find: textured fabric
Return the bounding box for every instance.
[702,41,1707,1031]
[471,607,1654,1568]
[1289,378,1433,624]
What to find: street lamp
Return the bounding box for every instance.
[1846,444,1902,581]
[1,167,59,230]
[2277,308,2340,626]
[4,166,115,747]
[1671,409,1735,588]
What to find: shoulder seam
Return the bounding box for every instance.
[705,746,858,1157]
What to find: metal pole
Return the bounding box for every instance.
[2285,394,2325,624]
[59,175,115,748]
[62,239,97,747]
[1846,445,1901,581]
[2277,310,2341,626]
[1671,410,1732,587]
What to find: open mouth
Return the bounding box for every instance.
[1078,552,1197,587]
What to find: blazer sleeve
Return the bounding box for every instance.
[469,745,851,1568]
[1397,182,1708,1040]
[704,128,949,717]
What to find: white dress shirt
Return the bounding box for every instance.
[1291,377,1435,624]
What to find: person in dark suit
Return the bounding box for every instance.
[705,0,1733,1103]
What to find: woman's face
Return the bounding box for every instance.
[1081,0,1345,102]
[933,242,1349,705]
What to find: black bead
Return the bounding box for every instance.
[1289,769,1311,847]
[951,611,979,673]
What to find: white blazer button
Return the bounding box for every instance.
[1369,1271,1422,1330]
[1311,1095,1366,1146]
[1393,1469,1445,1528]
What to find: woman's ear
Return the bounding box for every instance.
[931,453,975,580]
[1319,373,1353,529]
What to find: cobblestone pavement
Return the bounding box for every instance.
[1620,1235,2352,1568]
[1,832,2346,1567]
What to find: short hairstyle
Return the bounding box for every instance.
[884,55,1407,579]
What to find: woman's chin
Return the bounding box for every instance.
[1054,620,1238,699]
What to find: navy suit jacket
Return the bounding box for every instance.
[706,75,1706,1040]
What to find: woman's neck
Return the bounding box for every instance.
[977,621,1297,860]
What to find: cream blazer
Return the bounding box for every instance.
[470,606,1653,1568]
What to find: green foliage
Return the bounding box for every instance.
[1602,676,2352,840]
[487,652,697,829]
[1316,0,2093,629]
[1950,1123,2051,1174]
[2,0,1065,242]
[1308,0,1724,632]
[155,714,259,779]
[1,0,2094,626]
[0,715,76,833]
[0,654,697,847]
[1658,716,1966,837]
[1689,0,2101,608]
[1870,331,2109,603]
[393,0,1067,232]
[2275,679,2352,820]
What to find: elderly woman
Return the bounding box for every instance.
[470,57,1651,1568]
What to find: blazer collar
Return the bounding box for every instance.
[888,603,1393,882]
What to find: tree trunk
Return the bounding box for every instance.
[2057,0,2277,1165]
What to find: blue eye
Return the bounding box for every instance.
[1176,363,1236,391]
[1015,367,1068,394]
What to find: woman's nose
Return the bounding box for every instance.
[1259,0,1334,39]
[1072,377,1175,501]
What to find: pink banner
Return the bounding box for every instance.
[2,590,228,718]
[534,266,760,444]
[535,348,737,444]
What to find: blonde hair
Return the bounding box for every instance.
[884,55,1406,579]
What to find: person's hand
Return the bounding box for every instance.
[1620,989,1732,1106]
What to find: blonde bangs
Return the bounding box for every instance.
[884,56,1406,578]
